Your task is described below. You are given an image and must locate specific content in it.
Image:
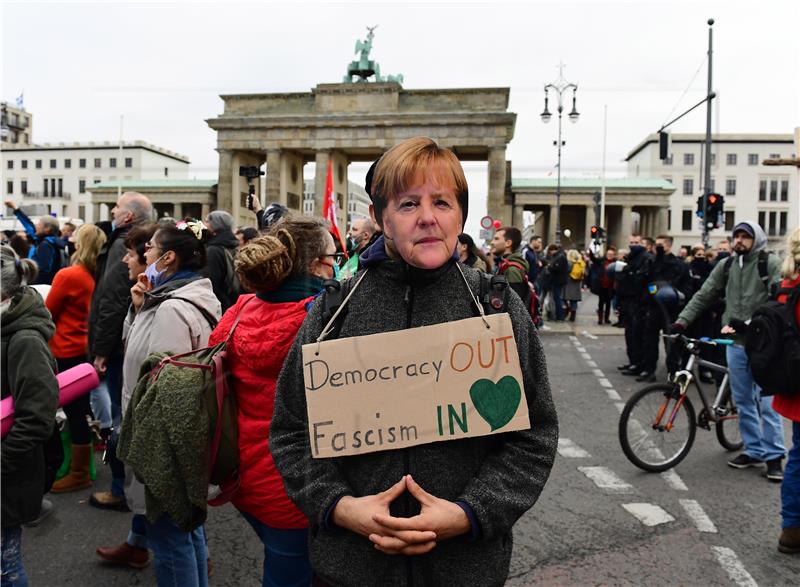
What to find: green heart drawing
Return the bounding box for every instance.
[469,376,522,431]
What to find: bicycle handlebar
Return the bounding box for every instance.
[662,333,734,346]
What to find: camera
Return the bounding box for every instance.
[239,166,265,211]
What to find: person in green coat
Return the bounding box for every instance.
[1,245,59,586]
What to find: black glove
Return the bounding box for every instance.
[668,322,686,334]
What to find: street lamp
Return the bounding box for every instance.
[541,64,579,246]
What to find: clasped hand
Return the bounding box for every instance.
[332,475,471,556]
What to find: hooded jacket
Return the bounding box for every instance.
[678,222,781,330]
[205,229,241,312]
[13,208,66,285]
[270,237,558,587]
[1,287,59,527]
[208,293,311,529]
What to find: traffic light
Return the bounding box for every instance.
[706,193,724,228]
[696,195,705,218]
[590,226,606,240]
[658,131,671,160]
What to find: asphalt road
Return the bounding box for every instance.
[21,310,800,586]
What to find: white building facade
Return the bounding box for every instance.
[2,140,190,222]
[626,133,798,249]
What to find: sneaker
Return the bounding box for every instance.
[765,458,784,482]
[727,453,763,469]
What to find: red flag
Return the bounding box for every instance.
[323,160,345,250]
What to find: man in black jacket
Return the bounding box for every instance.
[88,191,152,510]
[616,234,653,377]
[204,210,241,312]
[637,234,690,381]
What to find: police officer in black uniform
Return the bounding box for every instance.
[616,234,653,377]
[636,234,690,382]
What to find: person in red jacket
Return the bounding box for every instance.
[774,227,800,555]
[208,215,337,587]
[47,223,107,493]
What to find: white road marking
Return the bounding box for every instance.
[580,352,592,360]
[680,499,717,533]
[598,378,613,388]
[592,368,604,377]
[586,360,598,367]
[569,335,578,341]
[578,466,634,493]
[581,330,599,340]
[575,346,586,353]
[711,546,758,587]
[622,503,675,526]
[660,469,689,491]
[557,438,591,458]
[606,388,622,401]
[615,402,626,413]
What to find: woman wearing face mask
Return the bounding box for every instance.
[101,221,221,586]
[269,137,557,587]
[206,216,334,587]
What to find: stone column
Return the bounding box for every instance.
[487,148,508,224]
[201,203,211,219]
[330,151,349,231]
[265,150,281,205]
[621,205,633,240]
[216,149,234,212]
[173,202,182,219]
[656,207,669,236]
[314,150,330,216]
[92,203,102,223]
[548,205,558,245]
[511,204,523,230]
[279,151,305,212]
[585,205,596,247]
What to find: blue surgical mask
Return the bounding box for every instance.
[145,253,168,288]
[333,262,340,280]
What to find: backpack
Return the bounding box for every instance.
[722,251,770,290]
[744,285,800,397]
[136,297,249,506]
[497,259,542,328]
[321,270,517,340]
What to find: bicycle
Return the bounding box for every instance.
[618,333,743,472]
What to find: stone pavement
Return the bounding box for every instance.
[538,291,624,337]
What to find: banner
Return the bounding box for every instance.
[323,160,345,250]
[302,313,530,458]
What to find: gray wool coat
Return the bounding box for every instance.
[270,258,558,587]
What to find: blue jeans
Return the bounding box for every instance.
[105,354,126,496]
[552,285,565,321]
[127,513,148,549]
[1,527,28,587]
[240,511,312,587]
[90,380,112,430]
[726,345,785,461]
[145,515,207,587]
[783,421,800,529]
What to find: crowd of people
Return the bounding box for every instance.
[1,135,797,586]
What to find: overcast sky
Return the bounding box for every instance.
[3,0,798,234]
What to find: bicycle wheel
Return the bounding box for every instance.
[715,391,743,451]
[619,383,697,472]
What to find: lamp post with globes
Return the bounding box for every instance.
[541,64,579,246]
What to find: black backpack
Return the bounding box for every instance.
[321,271,511,340]
[744,285,800,397]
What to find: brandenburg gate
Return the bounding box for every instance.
[207,56,516,227]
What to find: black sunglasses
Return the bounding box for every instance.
[324,252,346,264]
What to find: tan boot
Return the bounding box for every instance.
[50,444,93,493]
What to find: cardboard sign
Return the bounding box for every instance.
[302,313,530,458]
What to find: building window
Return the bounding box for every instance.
[759,180,767,201]
[725,179,736,196]
[684,153,694,166]
[164,167,169,177]
[65,159,71,169]
[6,180,12,195]
[110,158,117,168]
[768,211,777,236]
[35,159,42,169]
[50,179,56,197]
[57,178,63,197]
[79,158,86,168]
[781,180,789,201]
[748,154,758,165]
[6,160,12,170]
[709,177,715,192]
[125,157,132,168]
[682,209,692,231]
[682,178,694,195]
[710,153,716,166]
[726,153,737,166]
[770,181,778,201]
[93,178,101,184]
[21,160,27,169]
[20,180,27,194]
[758,211,766,231]
[662,154,673,166]
[43,179,48,197]
[780,211,788,236]
[50,159,57,169]
[724,211,735,231]
[78,205,86,220]
[94,158,101,168]
[79,180,86,194]
[770,153,780,159]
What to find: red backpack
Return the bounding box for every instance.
[497,259,542,328]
